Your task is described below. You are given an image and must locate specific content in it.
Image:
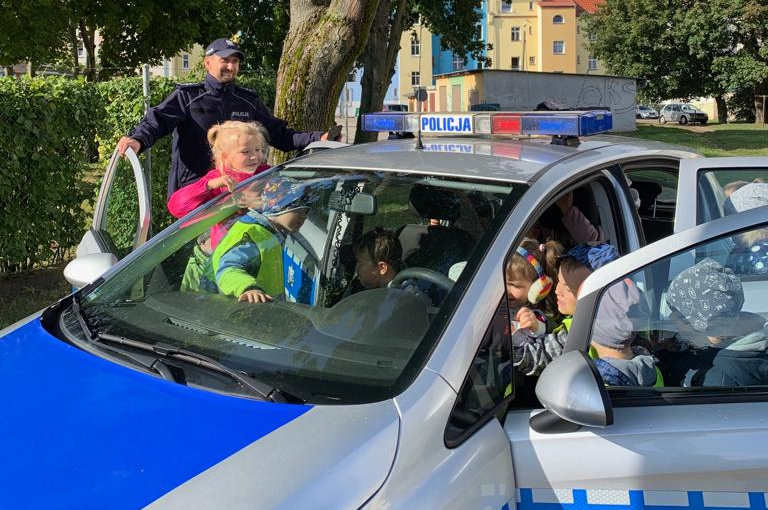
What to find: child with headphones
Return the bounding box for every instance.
[505,239,565,375]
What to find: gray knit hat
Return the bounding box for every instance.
[592,279,648,350]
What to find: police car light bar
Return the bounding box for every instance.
[360,110,612,137]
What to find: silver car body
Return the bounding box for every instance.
[7,124,768,508]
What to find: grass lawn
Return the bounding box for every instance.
[0,266,71,330]
[617,123,768,157]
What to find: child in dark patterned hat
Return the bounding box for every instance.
[666,258,768,387]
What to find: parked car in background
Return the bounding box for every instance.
[659,103,709,125]
[469,103,501,112]
[635,105,659,119]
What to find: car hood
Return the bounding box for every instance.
[0,319,400,510]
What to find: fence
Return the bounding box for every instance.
[0,70,275,275]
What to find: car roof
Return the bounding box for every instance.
[286,135,700,184]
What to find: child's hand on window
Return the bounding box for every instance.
[208,175,238,192]
[515,307,545,337]
[238,289,273,303]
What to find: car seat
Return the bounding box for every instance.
[397,184,475,275]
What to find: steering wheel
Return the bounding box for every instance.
[388,267,455,294]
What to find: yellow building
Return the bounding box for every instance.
[398,22,435,109]
[398,0,603,105]
[149,44,205,79]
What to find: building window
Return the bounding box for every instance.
[553,41,565,54]
[577,55,581,64]
[77,46,84,57]
[529,55,536,65]
[588,32,597,42]
[511,57,521,70]
[182,54,190,70]
[553,14,564,24]
[576,24,580,34]
[411,71,420,86]
[501,1,512,13]
[529,25,533,35]
[452,54,465,71]
[411,36,420,56]
[588,56,598,70]
[529,1,533,9]
[511,27,521,41]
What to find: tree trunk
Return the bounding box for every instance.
[79,20,97,81]
[353,0,408,144]
[3,66,13,77]
[272,0,380,163]
[27,61,35,77]
[715,94,728,124]
[756,82,767,126]
[68,20,80,77]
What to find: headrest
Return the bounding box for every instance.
[409,184,461,221]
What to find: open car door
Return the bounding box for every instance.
[64,147,150,288]
[506,205,768,501]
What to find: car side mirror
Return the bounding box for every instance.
[531,350,613,432]
[64,253,118,289]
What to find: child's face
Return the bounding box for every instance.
[270,207,308,233]
[555,267,580,315]
[222,135,265,174]
[355,249,389,289]
[505,274,532,305]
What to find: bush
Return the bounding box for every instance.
[0,71,276,274]
[0,77,101,273]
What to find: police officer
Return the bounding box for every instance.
[117,38,337,197]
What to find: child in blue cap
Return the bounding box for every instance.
[202,177,319,303]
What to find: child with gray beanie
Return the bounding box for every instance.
[666,258,768,387]
[723,182,768,275]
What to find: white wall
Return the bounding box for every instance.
[481,70,637,132]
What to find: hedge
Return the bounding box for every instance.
[0,72,275,274]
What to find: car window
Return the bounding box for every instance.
[627,169,679,244]
[445,298,513,446]
[697,171,768,226]
[71,167,526,405]
[588,223,768,393]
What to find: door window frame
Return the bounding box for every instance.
[564,206,768,405]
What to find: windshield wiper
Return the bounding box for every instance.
[70,296,175,381]
[95,331,285,402]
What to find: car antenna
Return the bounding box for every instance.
[415,86,424,150]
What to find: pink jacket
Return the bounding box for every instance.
[167,164,271,249]
[562,205,605,244]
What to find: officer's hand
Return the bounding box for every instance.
[321,125,342,141]
[238,289,273,303]
[117,136,141,156]
[208,175,238,192]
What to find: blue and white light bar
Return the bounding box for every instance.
[361,110,612,137]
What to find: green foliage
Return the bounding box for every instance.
[0,0,70,67]
[586,0,768,121]
[0,72,276,273]
[0,77,100,272]
[415,0,485,63]
[234,0,291,73]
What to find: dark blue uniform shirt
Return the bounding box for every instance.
[128,74,323,196]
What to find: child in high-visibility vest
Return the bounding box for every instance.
[202,177,318,303]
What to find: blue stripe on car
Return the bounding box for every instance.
[0,319,311,510]
[517,489,768,510]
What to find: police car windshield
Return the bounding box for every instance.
[73,167,525,404]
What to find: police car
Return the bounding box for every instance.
[3,110,768,509]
